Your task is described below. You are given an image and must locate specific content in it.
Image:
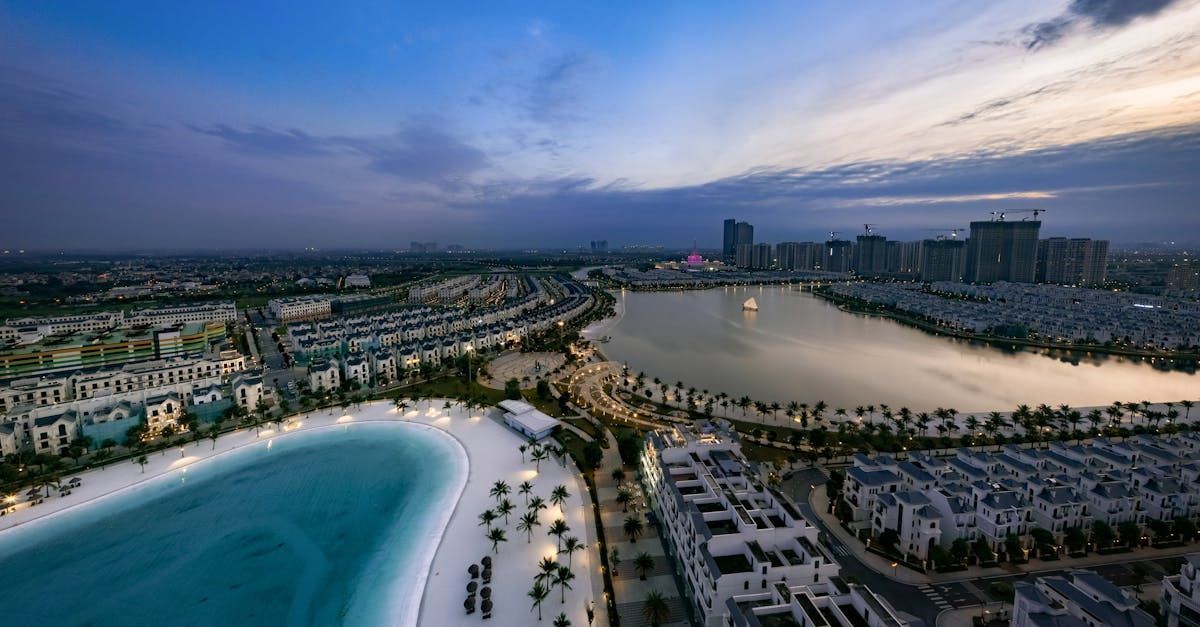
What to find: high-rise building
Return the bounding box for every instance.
[722,219,737,257]
[852,234,889,274]
[736,221,754,251]
[824,239,852,273]
[750,243,773,269]
[1167,263,1199,291]
[589,240,609,253]
[1037,238,1109,286]
[920,239,967,282]
[887,240,923,274]
[777,241,823,271]
[735,243,753,269]
[964,220,1040,283]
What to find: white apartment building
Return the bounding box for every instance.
[1012,569,1153,627]
[1163,554,1200,627]
[308,358,340,391]
[232,372,265,410]
[2,311,125,341]
[69,352,245,400]
[343,355,370,388]
[642,421,840,627]
[126,302,237,326]
[725,580,911,627]
[269,296,332,322]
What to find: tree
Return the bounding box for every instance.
[529,495,548,518]
[208,426,221,450]
[643,591,671,627]
[1091,520,1116,549]
[478,509,497,531]
[519,444,528,463]
[611,467,626,483]
[950,538,970,564]
[553,613,571,627]
[537,379,552,400]
[1030,528,1055,555]
[486,527,507,554]
[518,511,541,543]
[497,499,515,525]
[536,556,560,587]
[134,455,148,473]
[519,480,535,505]
[1004,534,1024,561]
[583,441,603,471]
[553,565,575,603]
[1064,527,1087,554]
[561,536,584,569]
[505,378,522,400]
[877,529,900,553]
[529,581,550,621]
[550,485,570,513]
[532,447,550,472]
[490,480,511,503]
[609,547,621,575]
[1175,517,1197,542]
[616,487,634,512]
[634,551,655,580]
[1118,521,1142,548]
[548,518,571,552]
[624,515,645,542]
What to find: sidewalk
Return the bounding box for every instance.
[809,487,1200,585]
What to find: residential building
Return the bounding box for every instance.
[853,235,889,274]
[641,421,840,626]
[750,243,773,270]
[308,358,340,392]
[1011,569,1153,627]
[232,372,265,410]
[726,580,912,627]
[268,296,332,322]
[965,220,1041,283]
[0,322,226,380]
[1163,554,1200,627]
[825,240,852,273]
[920,239,967,282]
[125,302,237,326]
[1037,238,1110,286]
[723,219,738,257]
[343,274,371,288]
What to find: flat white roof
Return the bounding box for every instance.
[499,399,560,434]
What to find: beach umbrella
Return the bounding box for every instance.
[463,597,475,613]
[467,581,477,594]
[481,587,491,599]
[468,564,479,578]
[481,556,492,568]
[481,598,493,614]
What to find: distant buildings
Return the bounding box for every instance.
[590,240,609,253]
[268,296,332,322]
[825,239,853,273]
[920,239,967,282]
[1037,238,1109,286]
[409,241,438,253]
[853,234,889,275]
[750,243,772,270]
[725,218,755,262]
[775,242,823,271]
[965,220,1041,283]
[1012,569,1153,627]
[343,273,371,288]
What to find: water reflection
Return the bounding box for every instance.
[602,286,1197,412]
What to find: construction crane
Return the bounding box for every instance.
[991,209,1046,222]
[863,223,876,236]
[925,228,962,240]
[828,230,840,240]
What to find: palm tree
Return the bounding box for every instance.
[643,591,671,627]
[536,556,560,587]
[479,509,497,531]
[529,496,548,519]
[529,581,550,621]
[134,455,148,473]
[634,551,655,580]
[560,536,584,569]
[518,511,541,542]
[616,487,634,512]
[491,480,511,503]
[550,485,570,513]
[553,612,571,627]
[486,527,507,554]
[497,499,516,525]
[533,447,550,472]
[208,426,220,450]
[553,566,575,603]
[624,515,644,542]
[548,518,570,552]
[1183,399,1194,422]
[519,480,535,506]
[520,444,529,463]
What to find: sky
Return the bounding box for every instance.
[2,0,1199,250]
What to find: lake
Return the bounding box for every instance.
[599,286,1197,412]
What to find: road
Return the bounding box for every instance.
[248,307,298,399]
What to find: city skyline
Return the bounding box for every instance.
[3,1,1199,250]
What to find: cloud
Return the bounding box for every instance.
[525,51,596,123]
[1023,0,1180,49]
[188,121,489,183]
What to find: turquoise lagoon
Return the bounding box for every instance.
[0,422,464,626]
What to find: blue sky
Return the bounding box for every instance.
[2,0,1199,249]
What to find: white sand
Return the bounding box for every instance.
[0,399,602,627]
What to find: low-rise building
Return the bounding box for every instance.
[1163,553,1200,627]
[269,297,332,322]
[1011,569,1153,627]
[726,580,911,627]
[308,358,340,392]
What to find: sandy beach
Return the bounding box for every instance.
[0,399,601,627]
